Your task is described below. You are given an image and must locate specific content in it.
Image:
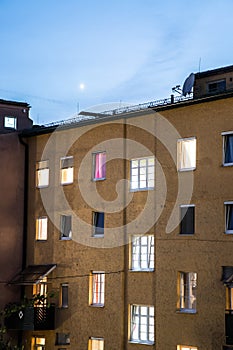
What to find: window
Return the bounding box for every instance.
[36,160,49,188]
[93,212,104,236]
[90,272,105,306]
[33,277,47,306]
[36,217,48,240]
[130,305,154,344]
[60,283,68,308]
[177,272,197,312]
[55,333,70,345]
[4,116,17,129]
[180,205,195,234]
[177,346,198,350]
[31,337,45,350]
[93,152,106,180]
[225,202,233,233]
[60,156,74,185]
[60,215,72,240]
[130,157,154,191]
[222,132,233,165]
[207,79,226,94]
[177,138,196,171]
[226,287,233,311]
[88,338,104,350]
[131,235,154,271]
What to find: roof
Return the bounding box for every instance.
[9,264,57,285]
[195,64,233,79]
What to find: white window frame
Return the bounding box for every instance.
[130,156,155,191]
[88,337,104,350]
[130,235,154,271]
[60,156,74,185]
[225,201,233,234]
[129,304,154,344]
[4,116,17,129]
[90,271,105,307]
[92,151,106,181]
[177,272,197,313]
[177,137,196,171]
[222,131,233,166]
[60,214,72,240]
[36,216,48,240]
[36,160,49,188]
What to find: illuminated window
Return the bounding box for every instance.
[93,212,104,236]
[93,152,106,180]
[177,138,196,171]
[60,156,74,185]
[60,283,68,308]
[90,272,105,306]
[33,277,47,306]
[31,336,45,350]
[180,205,195,235]
[130,157,154,191]
[4,116,17,129]
[177,346,198,350]
[131,235,154,271]
[88,337,104,350]
[130,305,154,344]
[225,202,233,234]
[60,215,72,240]
[36,217,48,240]
[177,272,197,312]
[36,160,49,188]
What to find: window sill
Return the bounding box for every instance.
[130,187,154,192]
[90,304,105,308]
[129,340,154,345]
[35,239,47,242]
[176,309,197,314]
[60,237,72,241]
[92,234,104,238]
[177,167,196,172]
[130,269,154,272]
[61,182,73,186]
[92,178,106,181]
[223,163,233,167]
[37,185,49,189]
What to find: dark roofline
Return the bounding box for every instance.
[195,64,233,79]
[0,98,30,108]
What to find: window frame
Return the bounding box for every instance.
[130,234,154,271]
[36,160,49,188]
[88,337,104,350]
[89,271,105,307]
[177,137,196,172]
[225,201,233,234]
[92,212,104,237]
[60,283,69,308]
[222,131,233,166]
[92,151,106,181]
[177,346,198,350]
[180,204,195,235]
[177,271,197,313]
[60,156,74,185]
[130,156,155,191]
[31,336,46,350]
[4,116,17,129]
[129,304,154,345]
[60,214,72,240]
[36,216,48,241]
[207,78,226,94]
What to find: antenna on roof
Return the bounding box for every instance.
[182,73,195,96]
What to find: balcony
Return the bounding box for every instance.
[5,305,55,331]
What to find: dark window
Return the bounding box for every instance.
[56,333,70,346]
[180,206,195,234]
[93,212,104,236]
[224,134,233,165]
[207,79,226,94]
[60,283,68,308]
[226,203,233,233]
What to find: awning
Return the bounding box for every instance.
[9,264,57,285]
[222,266,233,286]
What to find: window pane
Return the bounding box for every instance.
[226,204,233,232]
[180,206,195,234]
[225,135,233,164]
[130,157,154,191]
[131,235,154,271]
[36,217,48,240]
[93,212,104,236]
[130,305,154,343]
[91,272,105,306]
[178,139,196,171]
[94,152,106,179]
[60,215,72,239]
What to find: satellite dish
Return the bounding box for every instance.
[182,73,195,96]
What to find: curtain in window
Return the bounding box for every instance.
[178,139,196,169]
[225,135,233,164]
[61,215,72,238]
[130,305,138,340]
[94,153,106,179]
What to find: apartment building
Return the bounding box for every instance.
[4,65,233,350]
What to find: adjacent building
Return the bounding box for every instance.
[3,65,233,350]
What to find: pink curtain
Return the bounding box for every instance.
[95,153,106,179]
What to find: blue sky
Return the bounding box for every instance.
[0,0,233,124]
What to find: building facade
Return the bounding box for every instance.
[3,65,233,350]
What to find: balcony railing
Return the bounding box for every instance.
[5,306,55,331]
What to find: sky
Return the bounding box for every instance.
[0,0,233,124]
